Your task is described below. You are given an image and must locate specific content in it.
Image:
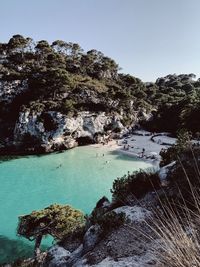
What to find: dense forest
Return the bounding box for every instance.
[1,34,200,143]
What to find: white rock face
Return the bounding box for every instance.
[0,80,28,103]
[114,206,152,223]
[83,225,102,253]
[86,255,157,267]
[47,245,71,267]
[14,110,125,150]
[158,161,176,182]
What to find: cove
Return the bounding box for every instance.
[0,146,152,264]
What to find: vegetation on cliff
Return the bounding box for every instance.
[110,132,200,267]
[1,35,200,146]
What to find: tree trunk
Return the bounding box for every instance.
[34,234,42,258]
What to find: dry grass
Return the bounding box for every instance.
[151,154,200,267]
[152,204,200,267]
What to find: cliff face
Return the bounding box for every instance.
[13,110,126,153]
[0,73,145,155]
[0,76,147,155]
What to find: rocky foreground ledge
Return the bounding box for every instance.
[5,162,177,267]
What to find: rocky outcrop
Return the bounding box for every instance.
[114,205,152,223]
[13,110,126,153]
[44,164,177,267]
[44,204,159,267]
[82,225,102,254]
[158,161,176,183]
[46,245,71,267]
[7,164,179,267]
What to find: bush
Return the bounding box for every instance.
[111,171,161,204]
[90,208,125,235]
[61,99,75,114]
[160,129,192,167]
[97,211,125,234]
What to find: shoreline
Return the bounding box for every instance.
[89,130,177,164]
[88,139,119,151]
[0,131,180,165]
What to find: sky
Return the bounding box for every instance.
[1,0,200,82]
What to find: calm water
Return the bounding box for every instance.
[0,146,152,263]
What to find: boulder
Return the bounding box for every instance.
[114,205,152,223]
[95,196,111,209]
[158,161,176,185]
[45,245,71,267]
[82,225,102,254]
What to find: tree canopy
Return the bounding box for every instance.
[1,35,200,139]
[17,204,85,257]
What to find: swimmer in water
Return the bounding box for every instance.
[56,164,62,169]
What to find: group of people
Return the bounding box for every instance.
[123,143,146,158]
[123,144,132,150]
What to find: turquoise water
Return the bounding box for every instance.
[0,146,152,263]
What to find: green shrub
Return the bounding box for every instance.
[111,171,161,204]
[97,211,125,234]
[160,129,192,167]
[90,208,125,235]
[60,99,75,114]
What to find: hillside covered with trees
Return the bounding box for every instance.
[0,35,200,153]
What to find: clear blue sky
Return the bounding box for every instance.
[1,0,200,81]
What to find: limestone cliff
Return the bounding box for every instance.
[13,110,126,153]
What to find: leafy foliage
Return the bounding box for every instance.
[17,204,85,256]
[1,35,200,141]
[159,129,200,206]
[160,129,192,167]
[111,171,161,204]
[144,74,200,134]
[18,204,85,240]
[96,211,125,234]
[90,206,125,235]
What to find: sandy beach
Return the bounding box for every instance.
[89,140,119,151]
[89,130,178,166]
[118,132,176,159]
